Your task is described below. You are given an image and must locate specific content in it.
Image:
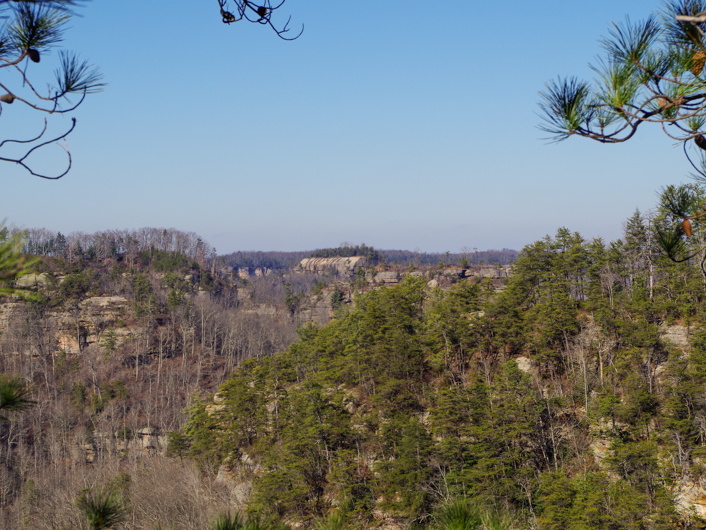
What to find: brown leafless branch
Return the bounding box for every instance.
[217,0,303,40]
[676,14,706,23]
[0,117,76,179]
[0,3,102,179]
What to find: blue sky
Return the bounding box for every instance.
[0,1,690,253]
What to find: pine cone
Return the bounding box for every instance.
[682,218,693,237]
[692,51,706,75]
[695,134,706,150]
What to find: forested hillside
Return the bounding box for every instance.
[0,227,513,528]
[221,247,518,275]
[179,211,706,528]
[0,228,309,528]
[4,206,706,527]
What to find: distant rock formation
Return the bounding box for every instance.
[234,267,272,279]
[298,256,367,275]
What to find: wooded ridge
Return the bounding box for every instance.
[1,214,705,528]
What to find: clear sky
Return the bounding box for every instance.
[0,1,691,253]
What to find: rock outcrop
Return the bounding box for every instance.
[298,256,367,275]
[0,295,130,355]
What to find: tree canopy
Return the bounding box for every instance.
[173,216,706,525]
[539,1,706,266]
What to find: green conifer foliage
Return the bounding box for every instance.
[177,212,706,526]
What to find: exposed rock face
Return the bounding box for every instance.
[299,293,337,325]
[439,267,466,279]
[298,256,367,275]
[74,426,166,463]
[0,302,25,331]
[374,271,400,284]
[466,265,512,280]
[660,323,692,353]
[216,464,252,507]
[235,267,271,279]
[135,426,163,453]
[674,480,706,519]
[14,273,50,289]
[0,295,130,355]
[78,295,129,317]
[55,296,131,354]
[514,356,533,374]
[297,258,510,288]
[588,434,614,472]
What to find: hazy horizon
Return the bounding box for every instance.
[2,0,679,254]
